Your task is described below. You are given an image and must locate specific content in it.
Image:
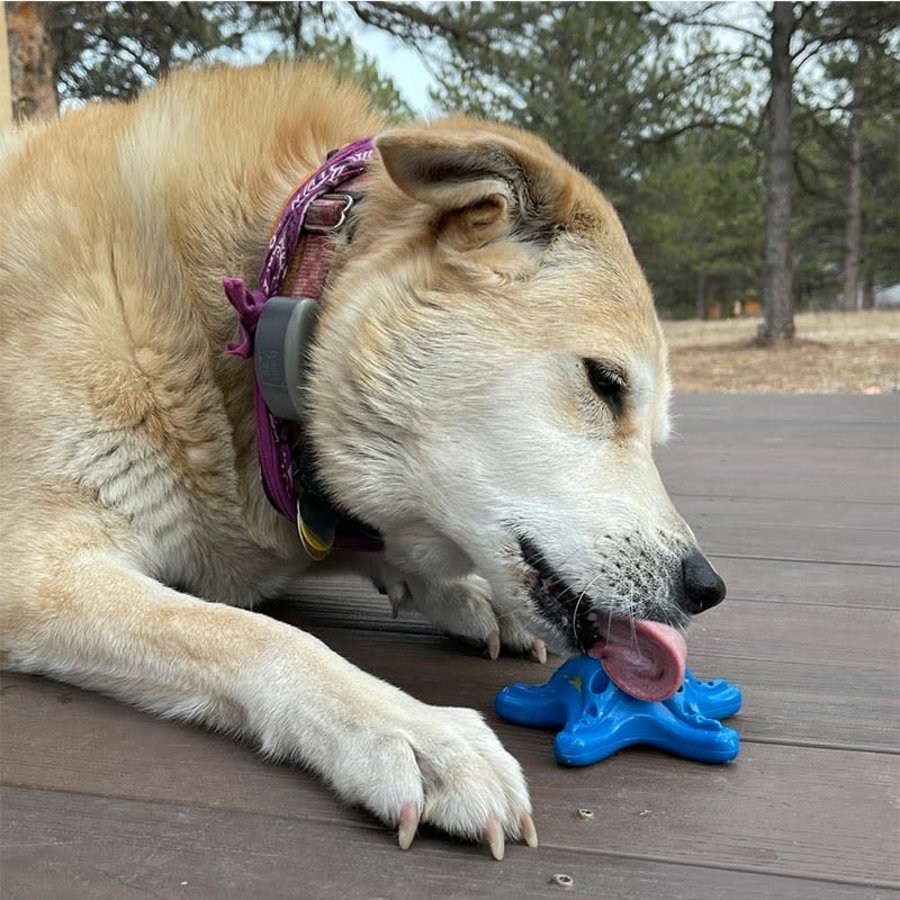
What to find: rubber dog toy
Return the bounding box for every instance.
[496,655,742,766]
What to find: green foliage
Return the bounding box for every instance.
[46,1,412,119]
[305,33,413,121]
[629,130,765,317]
[420,1,898,316]
[860,52,900,290]
[48,2,245,102]
[431,3,675,192]
[792,5,900,303]
[424,2,767,316]
[248,3,414,120]
[38,0,899,316]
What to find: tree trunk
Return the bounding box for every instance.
[842,40,865,312]
[861,259,875,309]
[0,2,12,126]
[758,2,795,343]
[6,1,57,122]
[695,269,707,320]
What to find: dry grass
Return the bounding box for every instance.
[662,310,899,394]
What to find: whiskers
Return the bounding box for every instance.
[571,568,606,647]
[578,563,646,656]
[519,531,681,654]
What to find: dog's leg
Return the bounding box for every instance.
[3,544,536,856]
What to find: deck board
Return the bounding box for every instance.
[1,667,896,886]
[5,789,893,900]
[667,393,899,430]
[703,557,899,609]
[2,394,898,898]
[657,394,899,505]
[680,497,898,565]
[658,450,896,505]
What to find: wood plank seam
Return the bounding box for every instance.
[529,843,900,892]
[672,492,900,506]
[710,553,899,568]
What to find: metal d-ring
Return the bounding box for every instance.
[304,193,357,234]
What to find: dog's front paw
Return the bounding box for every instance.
[403,573,548,663]
[332,704,537,858]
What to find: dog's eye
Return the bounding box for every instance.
[583,359,626,415]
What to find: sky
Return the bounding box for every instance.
[238,4,443,117]
[344,16,440,116]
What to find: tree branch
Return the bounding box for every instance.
[647,118,759,144]
[652,4,767,45]
[349,1,473,44]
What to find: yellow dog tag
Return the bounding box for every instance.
[296,492,336,561]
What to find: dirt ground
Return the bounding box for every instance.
[663,310,899,394]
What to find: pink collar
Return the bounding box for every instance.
[222,138,383,556]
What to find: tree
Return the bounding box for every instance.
[0,2,13,125]
[809,3,899,310]
[759,2,795,342]
[34,2,412,120]
[653,2,799,337]
[9,0,894,321]
[247,2,414,119]
[791,1,899,311]
[46,2,244,103]
[629,127,764,319]
[840,39,867,312]
[651,1,897,331]
[396,2,767,317]
[858,45,900,304]
[424,3,683,203]
[6,1,57,120]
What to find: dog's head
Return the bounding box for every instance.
[308,120,725,661]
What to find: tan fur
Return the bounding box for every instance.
[0,63,711,855]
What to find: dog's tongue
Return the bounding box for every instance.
[587,619,687,702]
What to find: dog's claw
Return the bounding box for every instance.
[521,812,539,848]
[531,637,547,664]
[486,631,501,661]
[484,816,505,860]
[397,802,419,850]
[388,582,410,618]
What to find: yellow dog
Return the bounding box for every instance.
[0,63,725,859]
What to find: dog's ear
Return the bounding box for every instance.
[375,128,564,247]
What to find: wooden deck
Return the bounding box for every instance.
[2,394,898,899]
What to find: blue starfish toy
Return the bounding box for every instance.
[496,655,742,766]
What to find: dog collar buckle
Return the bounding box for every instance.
[304,192,357,234]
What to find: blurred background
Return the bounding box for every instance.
[2,1,897,392]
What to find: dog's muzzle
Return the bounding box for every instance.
[517,536,689,701]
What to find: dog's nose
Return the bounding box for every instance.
[680,550,726,614]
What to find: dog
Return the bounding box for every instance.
[0,63,725,859]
